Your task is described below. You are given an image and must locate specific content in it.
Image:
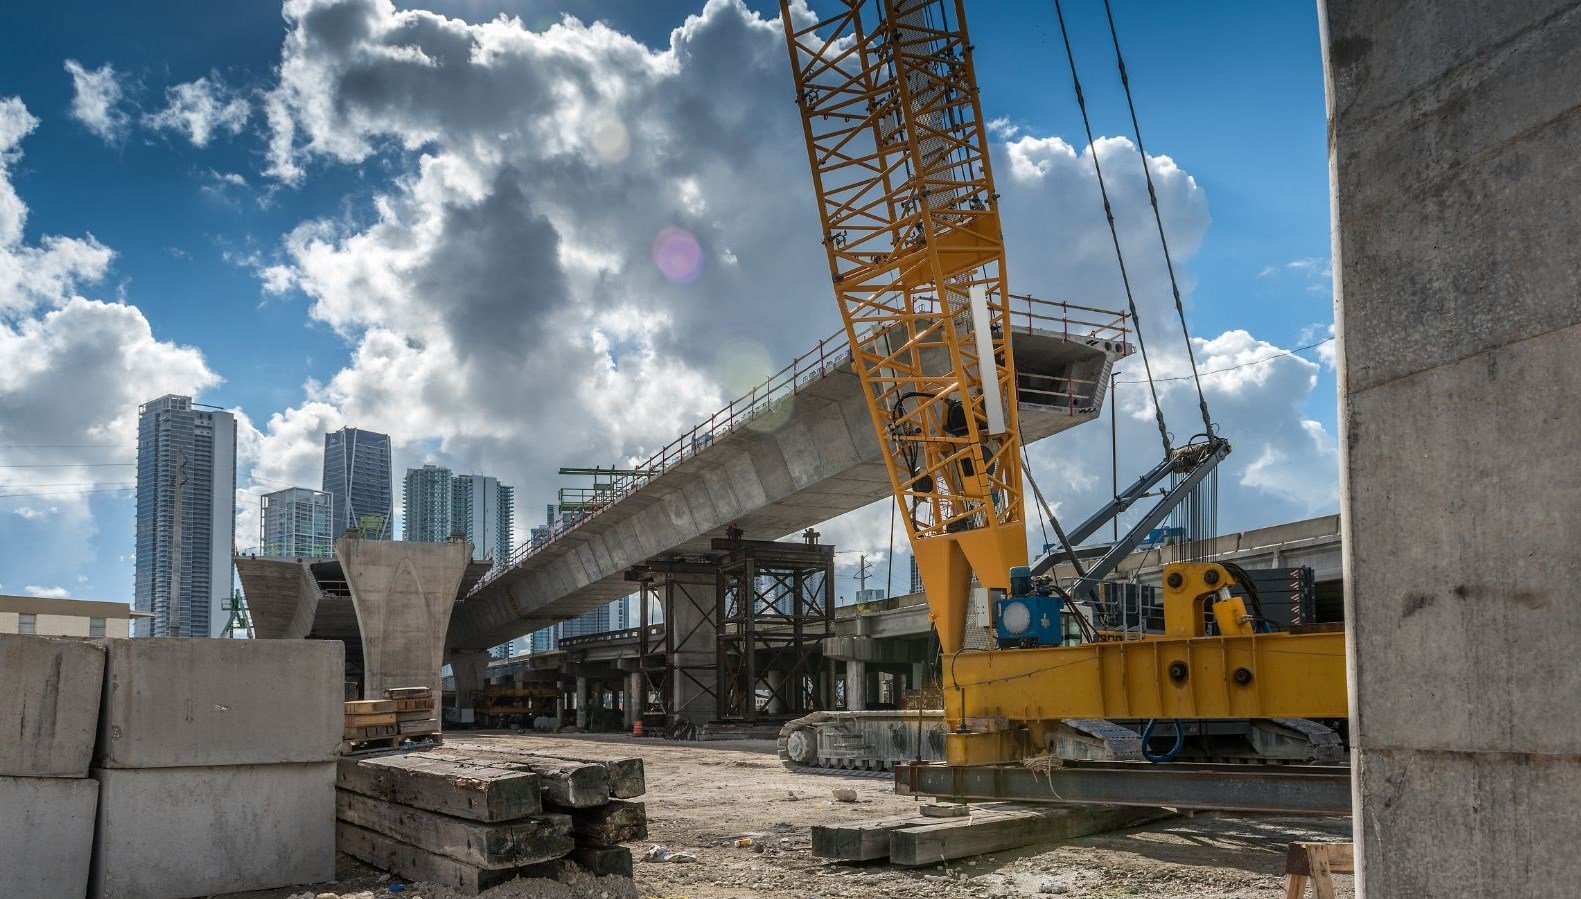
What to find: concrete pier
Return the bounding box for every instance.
[1323,2,1581,894]
[339,536,473,701]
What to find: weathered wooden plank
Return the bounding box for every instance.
[887,804,1168,866]
[422,750,609,808]
[335,789,571,869]
[345,699,396,715]
[337,821,523,895]
[344,723,398,740]
[384,687,433,699]
[399,718,440,735]
[811,813,934,861]
[570,845,633,878]
[394,697,435,712]
[337,755,542,822]
[445,742,645,798]
[548,799,646,847]
[346,712,397,727]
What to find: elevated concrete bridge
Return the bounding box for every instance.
[448,297,1129,653]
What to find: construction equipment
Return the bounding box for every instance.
[473,685,559,729]
[775,0,1347,775]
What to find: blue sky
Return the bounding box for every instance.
[0,0,1336,604]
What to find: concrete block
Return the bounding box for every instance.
[0,774,98,899]
[0,634,105,777]
[96,637,343,768]
[91,762,335,898]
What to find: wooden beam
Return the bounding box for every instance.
[335,789,571,869]
[336,755,542,823]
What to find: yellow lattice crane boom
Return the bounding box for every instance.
[778,0,1347,769]
[779,0,1024,657]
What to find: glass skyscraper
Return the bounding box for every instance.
[134,395,237,637]
[452,474,515,564]
[322,427,393,540]
[259,487,333,558]
[402,464,453,543]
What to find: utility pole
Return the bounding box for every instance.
[169,447,186,638]
[856,553,873,594]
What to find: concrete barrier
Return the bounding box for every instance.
[0,634,105,777]
[90,762,335,898]
[0,775,99,899]
[95,637,343,768]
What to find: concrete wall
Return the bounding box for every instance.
[0,776,99,899]
[0,635,106,778]
[90,762,335,898]
[96,637,343,768]
[1323,2,1581,895]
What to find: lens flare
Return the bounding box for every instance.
[590,116,630,163]
[652,226,703,284]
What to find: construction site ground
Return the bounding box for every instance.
[232,730,1354,899]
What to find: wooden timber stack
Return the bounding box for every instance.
[342,687,441,755]
[335,743,647,894]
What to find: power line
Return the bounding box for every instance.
[0,486,136,499]
[0,444,135,449]
[0,481,135,489]
[0,462,135,469]
[1116,337,1333,385]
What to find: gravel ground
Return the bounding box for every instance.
[231,730,1354,899]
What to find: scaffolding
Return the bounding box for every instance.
[626,531,836,726]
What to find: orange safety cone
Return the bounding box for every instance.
[633,719,644,737]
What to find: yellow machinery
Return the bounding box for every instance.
[474,685,558,728]
[778,0,1346,767]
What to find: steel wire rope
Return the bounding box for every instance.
[1100,0,1215,439]
[1051,0,1171,457]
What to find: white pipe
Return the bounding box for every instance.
[968,284,1008,435]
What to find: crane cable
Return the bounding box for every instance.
[1101,0,1215,439]
[1051,0,1171,458]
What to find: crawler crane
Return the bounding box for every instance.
[773,0,1347,777]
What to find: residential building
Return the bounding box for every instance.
[323,427,393,539]
[259,487,333,558]
[528,627,557,654]
[0,595,138,638]
[135,394,237,638]
[402,464,454,543]
[453,474,515,563]
[909,555,922,594]
[558,604,612,640]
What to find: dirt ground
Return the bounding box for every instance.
[237,730,1354,899]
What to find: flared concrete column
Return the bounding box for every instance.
[1324,3,1581,894]
[846,659,867,711]
[339,537,472,704]
[448,649,490,725]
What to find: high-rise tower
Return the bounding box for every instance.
[134,395,237,637]
[402,464,454,543]
[322,427,393,540]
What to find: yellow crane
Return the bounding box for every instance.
[778,0,1346,768]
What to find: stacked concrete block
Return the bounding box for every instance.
[90,638,343,898]
[337,742,646,894]
[0,635,106,899]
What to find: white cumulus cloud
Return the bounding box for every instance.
[64,60,131,142]
[144,75,251,147]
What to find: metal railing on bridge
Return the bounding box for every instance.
[557,624,665,649]
[473,296,1128,595]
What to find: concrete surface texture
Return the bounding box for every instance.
[339,536,473,701]
[0,634,105,777]
[90,762,335,898]
[95,637,343,768]
[0,775,99,899]
[1324,1,1581,895]
[450,326,1117,653]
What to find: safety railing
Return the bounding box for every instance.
[471,295,1128,594]
[558,624,665,649]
